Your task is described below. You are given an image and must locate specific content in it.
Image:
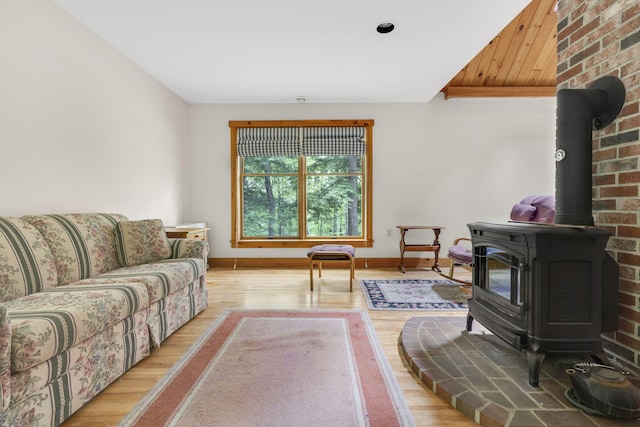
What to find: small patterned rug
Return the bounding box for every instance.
[358,279,470,310]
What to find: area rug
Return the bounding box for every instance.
[120,309,415,427]
[359,279,469,310]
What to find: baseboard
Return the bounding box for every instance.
[208,257,452,269]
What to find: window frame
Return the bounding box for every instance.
[229,119,374,248]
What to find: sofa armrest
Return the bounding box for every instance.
[0,303,10,410]
[168,239,209,268]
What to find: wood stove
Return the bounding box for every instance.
[466,221,618,386]
[466,76,626,387]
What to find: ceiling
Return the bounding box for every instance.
[52,0,547,104]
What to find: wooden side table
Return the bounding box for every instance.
[396,225,444,273]
[165,226,209,241]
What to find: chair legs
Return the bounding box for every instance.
[309,253,354,292]
[439,259,472,286]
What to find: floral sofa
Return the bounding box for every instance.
[0,214,208,426]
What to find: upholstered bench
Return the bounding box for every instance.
[307,244,356,291]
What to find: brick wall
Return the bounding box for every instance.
[557,0,640,370]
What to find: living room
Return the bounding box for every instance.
[2,0,639,426]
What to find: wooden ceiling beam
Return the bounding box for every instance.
[443,86,556,99]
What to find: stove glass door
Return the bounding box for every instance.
[485,247,522,305]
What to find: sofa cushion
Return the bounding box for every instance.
[115,219,171,267]
[96,258,204,304]
[0,217,58,302]
[22,214,128,286]
[6,282,149,372]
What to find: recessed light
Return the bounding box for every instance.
[376,22,395,34]
[296,96,306,103]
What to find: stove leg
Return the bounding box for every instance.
[466,314,474,331]
[591,352,612,366]
[528,351,546,387]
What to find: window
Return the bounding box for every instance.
[230,120,374,248]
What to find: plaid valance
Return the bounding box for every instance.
[237,126,366,157]
[236,127,300,156]
[301,127,366,156]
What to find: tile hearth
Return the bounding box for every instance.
[400,316,640,427]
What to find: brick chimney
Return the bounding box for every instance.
[557,0,640,370]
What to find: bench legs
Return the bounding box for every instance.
[309,252,354,292]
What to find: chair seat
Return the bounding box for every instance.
[307,244,356,257]
[448,244,472,263]
[444,241,473,285]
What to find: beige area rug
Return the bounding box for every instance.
[120,309,415,426]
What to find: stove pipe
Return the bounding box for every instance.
[555,76,626,226]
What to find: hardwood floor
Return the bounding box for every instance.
[62,267,476,427]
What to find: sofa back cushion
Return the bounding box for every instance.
[115,219,172,267]
[23,214,127,286]
[0,217,58,302]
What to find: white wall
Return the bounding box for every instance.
[187,96,557,259]
[0,0,188,224]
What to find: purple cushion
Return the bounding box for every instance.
[510,204,537,221]
[307,244,356,257]
[530,195,556,223]
[447,245,473,263]
[510,195,556,224]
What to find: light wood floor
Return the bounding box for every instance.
[62,267,476,427]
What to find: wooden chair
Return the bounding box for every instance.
[445,237,473,285]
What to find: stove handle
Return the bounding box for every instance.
[518,258,528,271]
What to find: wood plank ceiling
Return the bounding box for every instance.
[442,0,557,99]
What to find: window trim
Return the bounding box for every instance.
[229,119,374,248]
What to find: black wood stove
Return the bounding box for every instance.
[466,76,626,387]
[466,221,618,386]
